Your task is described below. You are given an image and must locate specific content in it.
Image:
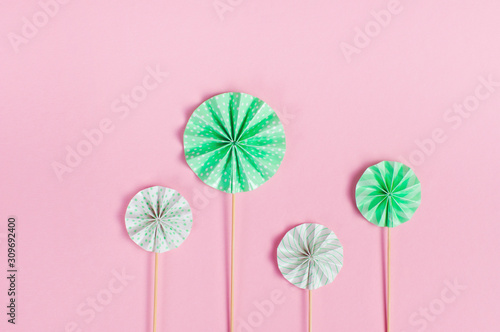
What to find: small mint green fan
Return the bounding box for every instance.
[356,161,421,332]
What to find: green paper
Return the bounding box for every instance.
[184,92,286,193]
[277,223,344,290]
[125,186,193,253]
[355,161,421,228]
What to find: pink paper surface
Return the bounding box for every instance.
[1,1,499,331]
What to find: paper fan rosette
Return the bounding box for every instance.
[183,92,286,331]
[355,161,421,332]
[277,223,343,331]
[184,92,286,193]
[356,161,421,228]
[126,186,193,252]
[125,186,193,331]
[277,223,343,290]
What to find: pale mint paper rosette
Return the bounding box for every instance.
[124,185,193,331]
[277,223,344,290]
[125,186,193,253]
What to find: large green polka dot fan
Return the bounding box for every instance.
[277,223,344,332]
[184,92,286,331]
[125,186,193,332]
[184,92,286,193]
[355,161,421,332]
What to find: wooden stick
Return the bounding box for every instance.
[153,253,158,332]
[387,228,391,332]
[308,290,312,332]
[230,194,235,332]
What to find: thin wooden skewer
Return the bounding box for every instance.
[308,290,312,332]
[230,194,235,332]
[153,253,159,332]
[387,228,391,332]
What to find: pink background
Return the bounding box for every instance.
[1,1,500,331]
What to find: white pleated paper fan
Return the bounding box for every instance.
[277,223,343,290]
[125,186,193,253]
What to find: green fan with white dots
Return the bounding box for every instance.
[184,92,286,331]
[277,223,344,332]
[355,161,421,332]
[125,186,193,332]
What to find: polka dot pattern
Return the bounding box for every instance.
[125,186,193,253]
[183,92,286,193]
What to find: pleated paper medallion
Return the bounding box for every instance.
[356,161,421,228]
[184,92,286,193]
[355,161,421,332]
[277,223,343,331]
[125,186,193,332]
[184,92,286,331]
